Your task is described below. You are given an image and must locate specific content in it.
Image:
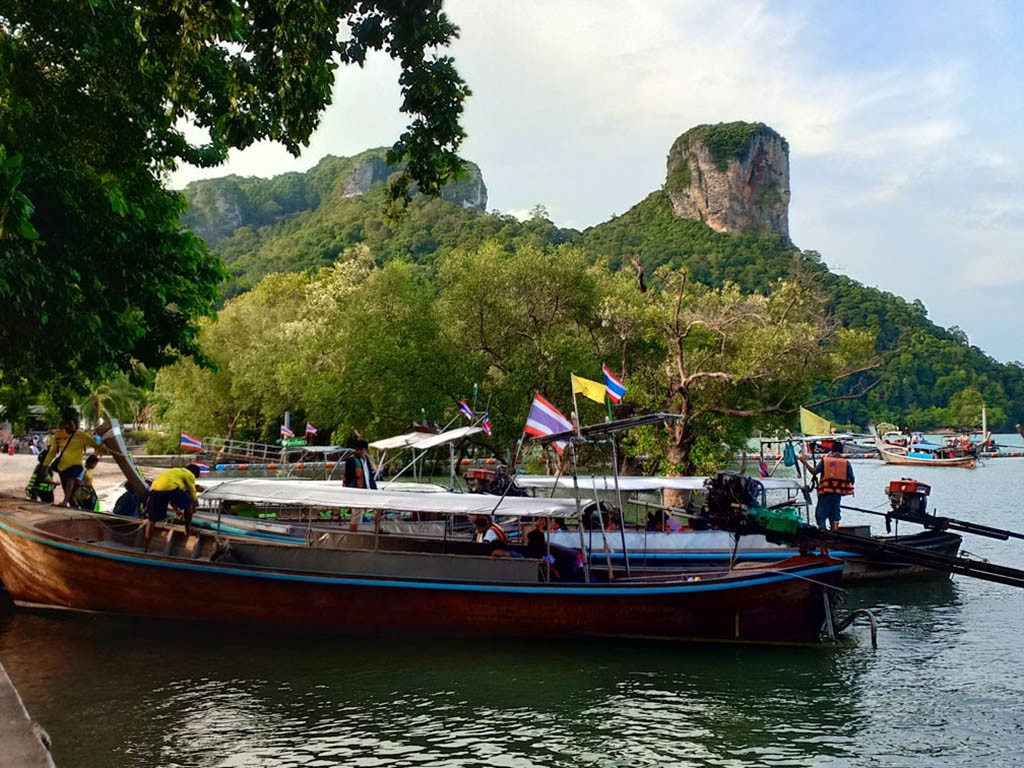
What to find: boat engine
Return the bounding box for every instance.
[885,478,931,525]
[703,471,764,536]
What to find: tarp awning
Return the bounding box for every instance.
[201,479,581,517]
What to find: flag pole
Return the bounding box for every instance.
[570,380,581,437]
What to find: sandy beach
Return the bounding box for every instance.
[0,454,159,504]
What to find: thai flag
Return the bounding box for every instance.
[193,462,211,475]
[179,432,203,452]
[459,400,473,420]
[281,424,295,438]
[305,422,318,436]
[602,364,627,403]
[482,413,493,436]
[523,394,573,455]
[758,456,770,478]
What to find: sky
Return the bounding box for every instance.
[170,0,1024,365]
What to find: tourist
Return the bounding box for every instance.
[41,410,96,507]
[473,515,508,549]
[143,464,201,550]
[343,439,377,489]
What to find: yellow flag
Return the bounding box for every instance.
[571,374,607,404]
[800,407,831,436]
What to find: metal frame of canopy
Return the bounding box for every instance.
[370,425,484,489]
[201,477,581,557]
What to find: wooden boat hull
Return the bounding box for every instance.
[0,504,841,644]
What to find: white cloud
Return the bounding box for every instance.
[167,0,1024,362]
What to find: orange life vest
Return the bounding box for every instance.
[818,455,854,495]
[487,522,509,545]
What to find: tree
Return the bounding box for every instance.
[437,241,608,450]
[625,269,878,475]
[0,1,468,387]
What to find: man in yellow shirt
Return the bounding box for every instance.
[41,411,97,507]
[144,464,201,551]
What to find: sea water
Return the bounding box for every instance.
[1,457,1023,767]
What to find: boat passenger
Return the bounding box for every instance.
[143,464,201,551]
[343,439,377,490]
[344,439,378,532]
[473,515,509,553]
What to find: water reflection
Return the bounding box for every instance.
[0,610,880,768]
[3,474,1024,768]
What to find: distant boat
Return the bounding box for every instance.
[876,431,978,468]
[0,500,845,644]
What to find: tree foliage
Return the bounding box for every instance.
[152,240,877,474]
[0,0,468,391]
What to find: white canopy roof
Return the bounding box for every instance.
[409,425,483,450]
[368,425,483,451]
[368,431,442,451]
[201,478,581,517]
[512,475,803,492]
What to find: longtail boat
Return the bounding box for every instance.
[875,431,977,468]
[0,499,843,644]
[187,476,962,582]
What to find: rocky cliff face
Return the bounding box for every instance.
[182,151,488,247]
[664,122,790,239]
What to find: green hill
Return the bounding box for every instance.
[182,150,1024,430]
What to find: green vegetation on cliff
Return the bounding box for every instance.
[183,158,1024,432]
[673,122,775,171]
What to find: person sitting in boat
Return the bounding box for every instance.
[473,515,509,552]
[646,510,666,532]
[143,464,201,551]
[803,440,855,542]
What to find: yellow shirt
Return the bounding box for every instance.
[150,467,198,502]
[43,429,95,471]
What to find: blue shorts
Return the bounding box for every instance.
[58,466,85,485]
[146,489,194,522]
[815,494,842,528]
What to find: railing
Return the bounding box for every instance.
[203,437,284,463]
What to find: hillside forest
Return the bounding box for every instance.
[141,146,1021,471]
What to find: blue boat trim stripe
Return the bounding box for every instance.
[0,514,842,596]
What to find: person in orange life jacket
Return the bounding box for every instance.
[473,515,509,555]
[808,440,855,531]
[344,439,377,532]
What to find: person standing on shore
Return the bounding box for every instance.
[41,410,96,507]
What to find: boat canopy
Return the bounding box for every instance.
[368,425,483,451]
[201,478,581,517]
[513,475,803,492]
